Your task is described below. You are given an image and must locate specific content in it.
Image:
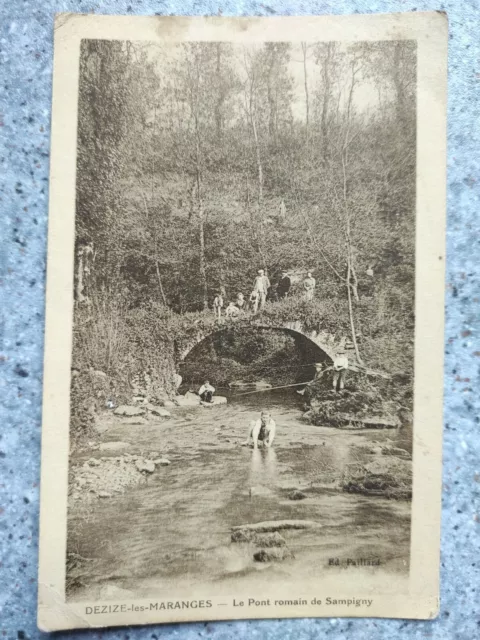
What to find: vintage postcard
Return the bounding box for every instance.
[38,11,447,631]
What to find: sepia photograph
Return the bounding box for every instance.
[38,13,447,630]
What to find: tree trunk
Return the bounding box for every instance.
[151,105,156,200]
[194,118,208,310]
[141,193,167,306]
[301,43,310,148]
[267,52,276,143]
[190,48,209,311]
[154,251,167,306]
[341,60,363,363]
[320,44,333,161]
[215,43,224,142]
[346,252,363,364]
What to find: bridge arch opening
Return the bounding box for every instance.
[178,325,333,390]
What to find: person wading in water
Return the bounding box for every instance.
[242,411,276,448]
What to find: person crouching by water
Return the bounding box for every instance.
[332,349,348,392]
[198,380,215,403]
[242,411,276,448]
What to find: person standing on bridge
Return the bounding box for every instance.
[249,289,259,314]
[276,270,291,300]
[212,292,224,320]
[332,349,349,392]
[303,271,316,301]
[253,269,270,313]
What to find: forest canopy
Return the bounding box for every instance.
[76,39,415,315]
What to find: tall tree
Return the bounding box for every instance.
[301,42,310,148]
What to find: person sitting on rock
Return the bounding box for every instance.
[332,349,349,392]
[198,380,215,403]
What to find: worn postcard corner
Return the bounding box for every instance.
[38,11,447,631]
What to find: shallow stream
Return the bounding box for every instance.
[69,390,412,601]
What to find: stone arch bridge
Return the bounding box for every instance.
[175,318,355,366]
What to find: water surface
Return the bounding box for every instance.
[68,390,412,600]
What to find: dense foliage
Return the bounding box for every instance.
[71,39,416,443]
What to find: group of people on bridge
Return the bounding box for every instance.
[212,268,317,320]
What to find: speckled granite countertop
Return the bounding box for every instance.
[1,1,479,638]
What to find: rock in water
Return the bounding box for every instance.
[162,400,176,409]
[211,396,227,405]
[148,406,171,418]
[231,520,321,533]
[253,547,294,562]
[174,393,200,407]
[342,457,412,499]
[254,532,286,548]
[381,445,411,458]
[231,530,286,547]
[153,458,171,466]
[288,490,307,501]
[114,405,146,417]
[99,442,131,451]
[231,529,255,543]
[97,491,112,498]
[135,459,155,473]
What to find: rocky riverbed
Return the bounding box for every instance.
[68,448,172,506]
[69,391,229,506]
